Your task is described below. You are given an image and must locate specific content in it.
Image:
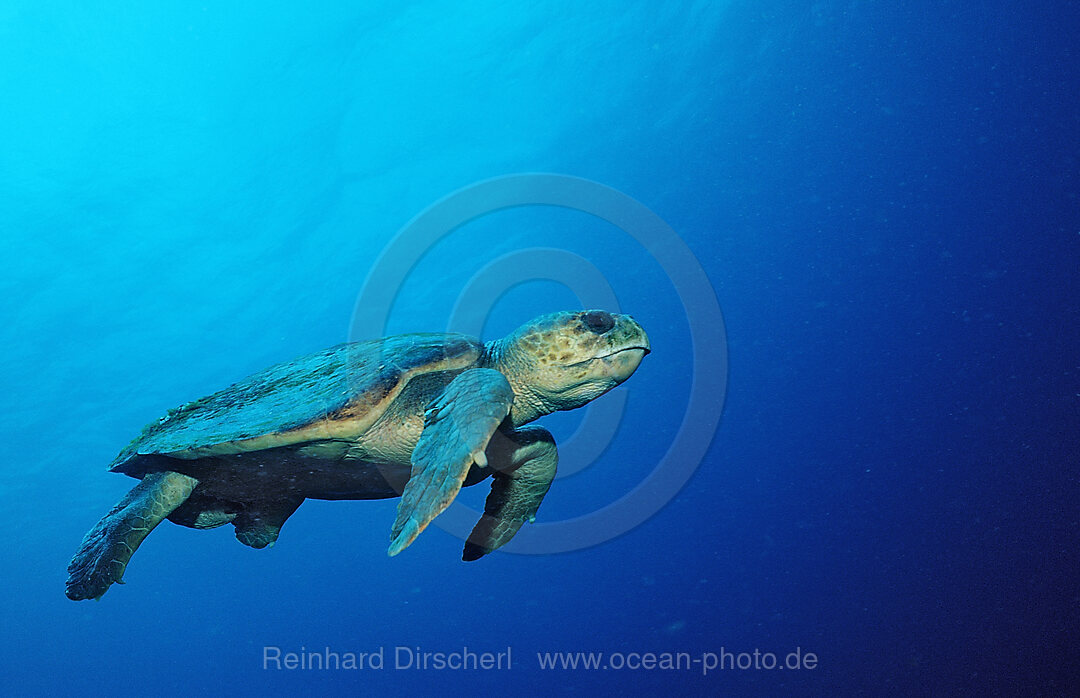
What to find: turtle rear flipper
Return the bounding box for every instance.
[463,426,558,561]
[233,498,303,549]
[66,471,197,601]
[388,368,513,556]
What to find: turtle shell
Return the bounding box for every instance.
[109,333,482,474]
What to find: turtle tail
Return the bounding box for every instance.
[66,470,197,601]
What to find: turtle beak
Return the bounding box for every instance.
[592,314,649,380]
[614,313,650,356]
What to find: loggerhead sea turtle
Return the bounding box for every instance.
[66,310,649,600]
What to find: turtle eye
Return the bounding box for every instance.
[582,310,616,335]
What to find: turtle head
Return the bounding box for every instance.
[487,310,650,424]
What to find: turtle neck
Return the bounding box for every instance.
[481,338,551,427]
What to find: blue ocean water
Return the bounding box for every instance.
[1,1,1077,695]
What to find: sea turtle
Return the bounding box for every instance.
[66,310,649,600]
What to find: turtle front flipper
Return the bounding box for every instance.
[463,426,558,561]
[388,368,513,556]
[66,470,197,601]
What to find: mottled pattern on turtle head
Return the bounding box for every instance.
[489,310,650,420]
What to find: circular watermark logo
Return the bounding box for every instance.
[349,173,727,555]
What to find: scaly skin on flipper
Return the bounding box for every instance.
[463,426,559,561]
[388,368,514,556]
[65,471,197,600]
